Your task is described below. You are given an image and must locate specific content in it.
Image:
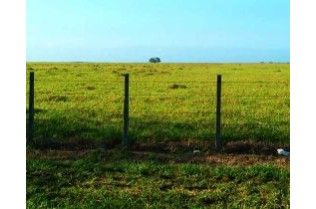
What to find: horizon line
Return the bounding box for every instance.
[26,61,290,64]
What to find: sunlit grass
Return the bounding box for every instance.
[26,63,289,144]
[26,62,290,208]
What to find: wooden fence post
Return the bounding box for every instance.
[28,72,35,144]
[123,74,129,146]
[215,75,222,149]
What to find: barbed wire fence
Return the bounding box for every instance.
[26,72,290,148]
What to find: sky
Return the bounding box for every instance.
[26,0,290,62]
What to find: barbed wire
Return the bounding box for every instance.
[221,95,289,98]
[128,111,216,115]
[222,81,288,84]
[29,79,289,85]
[221,121,289,126]
[33,80,123,84]
[28,94,289,101]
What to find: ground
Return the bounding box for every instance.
[27,140,290,209]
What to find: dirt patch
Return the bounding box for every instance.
[27,139,290,167]
[27,149,90,160]
[132,139,289,155]
[224,140,289,155]
[204,153,289,167]
[129,151,289,168]
[27,148,289,168]
[30,138,120,150]
[169,84,187,89]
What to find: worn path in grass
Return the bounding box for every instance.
[27,147,289,168]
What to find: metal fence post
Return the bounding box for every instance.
[28,72,35,144]
[123,74,129,145]
[215,75,222,149]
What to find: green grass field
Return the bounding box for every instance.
[26,62,289,145]
[27,148,290,208]
[26,63,290,208]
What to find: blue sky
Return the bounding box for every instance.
[26,0,290,62]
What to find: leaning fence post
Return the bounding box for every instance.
[28,72,35,144]
[123,74,129,146]
[215,74,222,149]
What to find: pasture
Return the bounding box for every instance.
[26,63,289,146]
[26,63,290,208]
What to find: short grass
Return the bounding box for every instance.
[26,63,289,146]
[26,63,290,208]
[27,148,290,209]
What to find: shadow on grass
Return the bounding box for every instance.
[26,147,290,209]
[26,110,289,154]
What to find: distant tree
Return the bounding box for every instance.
[149,57,161,63]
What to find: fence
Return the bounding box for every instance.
[26,71,290,148]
